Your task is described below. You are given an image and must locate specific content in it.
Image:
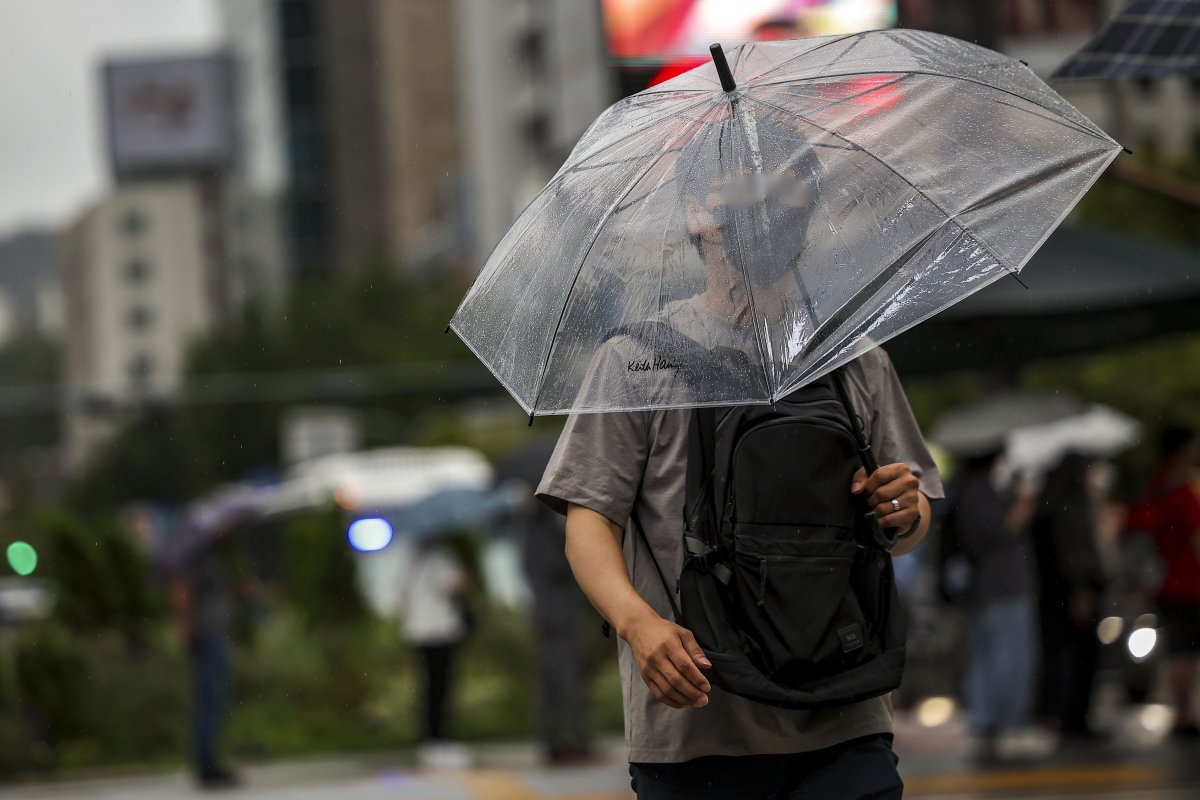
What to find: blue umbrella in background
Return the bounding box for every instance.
[348,485,525,552]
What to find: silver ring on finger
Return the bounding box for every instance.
[890,498,902,513]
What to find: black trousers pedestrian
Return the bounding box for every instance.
[1038,605,1100,734]
[629,734,903,799]
[417,643,459,741]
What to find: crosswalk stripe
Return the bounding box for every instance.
[903,763,1165,795]
[458,770,632,800]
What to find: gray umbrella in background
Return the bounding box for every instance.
[451,29,1123,416]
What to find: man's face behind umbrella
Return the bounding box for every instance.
[678,120,821,293]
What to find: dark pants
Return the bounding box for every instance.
[1038,607,1100,733]
[629,734,902,800]
[536,621,590,753]
[417,643,459,741]
[190,634,229,777]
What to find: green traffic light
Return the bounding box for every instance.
[6,542,37,576]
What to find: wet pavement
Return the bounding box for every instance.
[3,708,1199,799]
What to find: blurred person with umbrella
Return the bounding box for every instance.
[941,449,1041,760]
[396,534,475,769]
[1031,452,1110,740]
[450,29,1119,798]
[501,439,598,765]
[165,484,269,790]
[1135,427,1200,737]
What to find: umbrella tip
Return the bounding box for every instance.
[1122,146,1133,156]
[709,44,737,92]
[527,413,535,427]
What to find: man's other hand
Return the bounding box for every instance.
[624,612,712,709]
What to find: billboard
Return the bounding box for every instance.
[603,0,897,62]
[104,53,235,177]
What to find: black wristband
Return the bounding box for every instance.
[896,514,921,541]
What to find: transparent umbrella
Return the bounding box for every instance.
[450,30,1123,416]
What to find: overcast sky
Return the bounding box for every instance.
[0,0,219,238]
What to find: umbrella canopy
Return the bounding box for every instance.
[374,485,524,542]
[450,29,1122,416]
[1007,404,1141,473]
[1052,0,1200,80]
[160,483,272,573]
[930,393,1082,457]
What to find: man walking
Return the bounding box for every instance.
[537,120,942,799]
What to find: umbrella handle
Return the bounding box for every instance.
[831,368,897,551]
[709,43,737,92]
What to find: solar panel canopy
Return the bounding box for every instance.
[1053,0,1200,79]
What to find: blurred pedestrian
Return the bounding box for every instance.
[1032,452,1108,739]
[1142,428,1200,737]
[523,490,597,765]
[502,438,598,766]
[169,525,243,789]
[398,538,472,767]
[948,451,1040,760]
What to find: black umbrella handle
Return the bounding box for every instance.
[710,44,737,92]
[832,368,897,551]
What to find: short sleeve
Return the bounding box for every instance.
[536,340,650,526]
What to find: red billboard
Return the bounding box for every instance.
[603,0,898,62]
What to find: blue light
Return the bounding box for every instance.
[348,518,393,552]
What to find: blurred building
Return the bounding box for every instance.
[456,0,612,266]
[220,0,608,277]
[901,0,1200,159]
[218,0,291,307]
[228,0,464,277]
[60,181,212,467]
[0,228,62,344]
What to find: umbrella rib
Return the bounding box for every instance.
[528,100,720,413]
[557,94,717,184]
[726,102,779,398]
[750,69,1110,142]
[742,31,865,85]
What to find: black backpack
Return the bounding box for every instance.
[617,322,907,710]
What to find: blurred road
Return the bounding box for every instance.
[3,710,1200,799]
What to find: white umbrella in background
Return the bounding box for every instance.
[1007,404,1140,474]
[930,393,1082,458]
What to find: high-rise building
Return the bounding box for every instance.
[251,0,465,276]
[456,0,612,268]
[227,0,608,277]
[60,181,213,467]
[218,0,291,306]
[0,228,61,344]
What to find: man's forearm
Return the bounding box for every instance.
[564,503,658,637]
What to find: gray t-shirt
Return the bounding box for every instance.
[536,300,943,764]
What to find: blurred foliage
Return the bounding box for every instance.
[30,509,162,643]
[65,268,479,512]
[1074,154,1200,250]
[1023,333,1200,486]
[283,506,368,629]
